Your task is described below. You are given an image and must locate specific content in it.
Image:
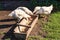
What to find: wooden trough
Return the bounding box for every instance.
[0,15,38,40]
[14,16,38,40]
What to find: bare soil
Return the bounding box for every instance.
[0,11,16,40]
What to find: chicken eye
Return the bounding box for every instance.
[18,14,21,16]
[45,11,48,12]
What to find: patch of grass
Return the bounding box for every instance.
[5,38,10,40]
[43,12,60,40]
[28,12,60,40]
[28,36,49,40]
[0,32,4,35]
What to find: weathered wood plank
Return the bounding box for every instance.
[0,11,11,16]
[0,21,16,25]
[26,16,38,39]
[0,16,15,20]
[0,16,17,25]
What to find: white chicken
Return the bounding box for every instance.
[33,5,53,15]
[8,7,33,21]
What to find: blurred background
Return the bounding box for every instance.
[0,0,60,11]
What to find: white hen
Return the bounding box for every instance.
[33,5,53,15]
[8,7,33,21]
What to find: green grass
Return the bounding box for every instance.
[28,12,60,40]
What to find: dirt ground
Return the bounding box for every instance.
[0,11,16,40]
